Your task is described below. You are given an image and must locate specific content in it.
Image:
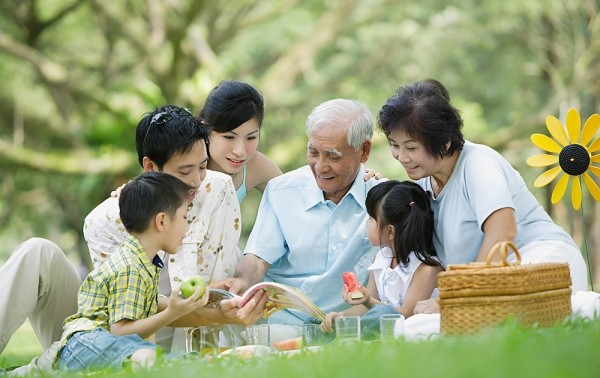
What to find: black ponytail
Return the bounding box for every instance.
[366,180,439,267]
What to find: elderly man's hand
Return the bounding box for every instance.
[217,290,268,327]
[413,298,440,314]
[210,277,248,295]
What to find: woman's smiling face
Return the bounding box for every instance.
[387,129,440,180]
[208,117,260,175]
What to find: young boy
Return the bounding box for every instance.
[55,172,209,371]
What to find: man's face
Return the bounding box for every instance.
[154,140,209,192]
[306,124,370,203]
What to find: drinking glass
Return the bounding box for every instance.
[185,326,220,355]
[303,323,326,346]
[334,316,361,343]
[379,313,405,341]
[247,324,270,347]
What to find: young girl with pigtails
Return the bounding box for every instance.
[322,180,443,333]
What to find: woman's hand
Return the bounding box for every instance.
[413,298,440,314]
[363,166,382,181]
[110,182,128,198]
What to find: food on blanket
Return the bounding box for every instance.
[342,272,364,299]
[180,275,207,300]
[273,336,304,351]
[219,345,271,359]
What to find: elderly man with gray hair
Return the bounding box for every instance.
[215,98,383,325]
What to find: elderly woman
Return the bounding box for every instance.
[377,79,588,312]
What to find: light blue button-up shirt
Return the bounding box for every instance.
[244,165,381,324]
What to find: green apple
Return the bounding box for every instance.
[180,275,207,300]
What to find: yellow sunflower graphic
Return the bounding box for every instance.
[526,108,600,210]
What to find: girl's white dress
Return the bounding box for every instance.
[367,247,438,307]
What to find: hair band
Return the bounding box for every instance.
[409,201,415,207]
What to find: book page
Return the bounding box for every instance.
[207,288,239,307]
[239,282,326,322]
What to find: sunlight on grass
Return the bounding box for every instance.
[1,321,42,368]
[157,319,600,378]
[141,319,600,378]
[2,318,599,377]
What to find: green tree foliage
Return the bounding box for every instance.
[0,0,598,283]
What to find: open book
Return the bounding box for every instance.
[208,282,326,323]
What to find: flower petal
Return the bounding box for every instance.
[590,165,600,178]
[531,133,562,153]
[588,136,600,153]
[583,172,600,202]
[571,175,582,210]
[581,113,600,146]
[566,108,581,143]
[526,154,559,167]
[592,154,600,163]
[545,115,569,147]
[534,166,562,187]
[551,173,569,204]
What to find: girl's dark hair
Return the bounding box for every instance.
[377,79,464,159]
[198,80,264,132]
[365,180,439,266]
[135,105,210,169]
[119,171,194,234]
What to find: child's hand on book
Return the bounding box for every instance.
[321,311,341,333]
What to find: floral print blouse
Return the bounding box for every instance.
[83,170,242,287]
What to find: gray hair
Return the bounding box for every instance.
[306,99,374,150]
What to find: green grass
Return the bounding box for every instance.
[1,321,42,368]
[2,318,600,377]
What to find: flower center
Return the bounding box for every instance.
[558,144,590,176]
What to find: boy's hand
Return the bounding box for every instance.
[167,284,210,317]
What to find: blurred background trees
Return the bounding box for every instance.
[0,0,598,285]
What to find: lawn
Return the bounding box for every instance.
[1,322,42,368]
[2,318,599,378]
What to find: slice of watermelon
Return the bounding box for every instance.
[272,336,303,351]
[343,272,364,299]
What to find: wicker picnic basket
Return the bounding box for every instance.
[438,241,572,334]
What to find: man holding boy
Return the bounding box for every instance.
[57,172,209,371]
[84,105,266,351]
[2,105,265,376]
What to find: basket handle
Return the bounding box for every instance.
[485,241,521,266]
